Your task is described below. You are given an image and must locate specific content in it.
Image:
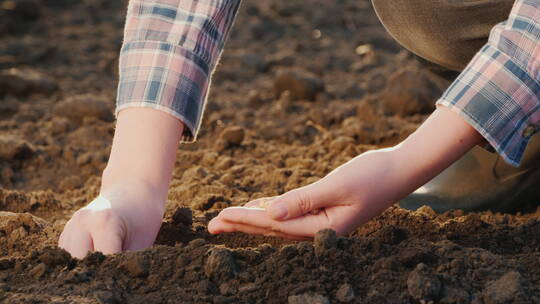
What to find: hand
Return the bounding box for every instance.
[208,150,395,239]
[59,108,183,258]
[208,107,482,238]
[58,189,164,259]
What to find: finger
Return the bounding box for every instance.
[91,229,123,255]
[59,226,94,259]
[209,217,270,235]
[244,196,277,208]
[90,214,126,255]
[215,207,331,237]
[208,218,307,240]
[267,185,340,220]
[58,227,66,248]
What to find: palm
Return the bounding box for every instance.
[208,198,361,239]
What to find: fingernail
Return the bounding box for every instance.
[268,202,288,220]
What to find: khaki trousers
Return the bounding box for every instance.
[371,0,514,71]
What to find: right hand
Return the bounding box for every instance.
[58,194,164,259]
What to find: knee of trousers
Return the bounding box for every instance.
[371,0,513,71]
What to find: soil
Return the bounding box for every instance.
[0,0,539,303]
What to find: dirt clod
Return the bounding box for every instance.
[120,254,149,278]
[216,126,245,150]
[28,262,46,279]
[288,293,330,304]
[313,229,337,256]
[336,283,355,303]
[172,207,193,227]
[205,247,237,281]
[53,94,113,124]
[274,68,325,101]
[482,271,525,304]
[0,135,33,160]
[407,263,441,301]
[0,68,57,97]
[94,290,120,304]
[380,66,443,116]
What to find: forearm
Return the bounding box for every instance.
[387,106,483,200]
[330,106,482,216]
[102,108,184,204]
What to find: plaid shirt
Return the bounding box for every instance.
[437,0,540,166]
[117,0,241,142]
[117,0,539,166]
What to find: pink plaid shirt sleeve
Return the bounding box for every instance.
[116,0,241,142]
[437,0,540,166]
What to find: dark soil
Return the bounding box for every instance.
[0,0,539,303]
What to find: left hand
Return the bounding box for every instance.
[208,183,365,240]
[208,107,484,239]
[208,149,394,239]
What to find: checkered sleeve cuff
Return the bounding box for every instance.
[116,0,241,142]
[438,0,540,167]
[116,41,210,142]
[437,44,540,167]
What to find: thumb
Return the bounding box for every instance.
[267,184,334,220]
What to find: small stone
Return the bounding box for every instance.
[219,282,237,296]
[415,205,437,218]
[352,45,379,73]
[238,283,257,293]
[220,126,245,145]
[9,226,27,241]
[0,135,33,160]
[53,94,113,124]
[356,101,378,124]
[38,247,72,267]
[215,157,234,170]
[380,66,442,116]
[0,68,58,97]
[76,153,92,166]
[28,263,47,279]
[182,166,208,180]
[48,117,71,135]
[329,136,355,151]
[172,207,193,227]
[313,229,337,257]
[407,263,441,301]
[219,173,235,185]
[94,290,119,304]
[120,254,149,278]
[288,293,330,304]
[483,271,524,304]
[247,89,262,106]
[205,247,237,281]
[0,212,48,235]
[201,152,218,166]
[274,68,325,101]
[336,283,355,302]
[58,175,83,191]
[63,268,90,284]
